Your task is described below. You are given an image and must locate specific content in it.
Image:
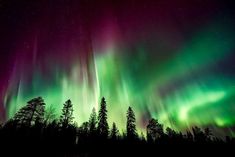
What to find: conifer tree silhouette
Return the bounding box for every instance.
[14,97,45,126]
[59,100,74,128]
[126,106,137,140]
[110,122,119,140]
[146,118,164,142]
[97,97,109,138]
[88,107,97,136]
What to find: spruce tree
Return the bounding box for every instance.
[126,106,137,140]
[88,107,97,135]
[110,122,119,140]
[60,99,74,128]
[97,97,109,138]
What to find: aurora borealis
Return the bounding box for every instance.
[1,0,235,136]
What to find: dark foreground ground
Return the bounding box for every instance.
[1,140,234,157]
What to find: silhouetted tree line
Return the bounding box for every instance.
[0,96,234,156]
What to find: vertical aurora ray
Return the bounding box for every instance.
[1,0,235,136]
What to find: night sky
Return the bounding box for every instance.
[1,0,235,136]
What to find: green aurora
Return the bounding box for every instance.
[3,16,235,136]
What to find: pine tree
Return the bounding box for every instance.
[97,97,109,138]
[110,122,119,140]
[14,106,32,125]
[60,99,74,128]
[14,97,45,126]
[88,107,97,135]
[146,118,164,142]
[126,106,137,139]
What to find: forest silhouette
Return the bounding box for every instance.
[0,96,234,156]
